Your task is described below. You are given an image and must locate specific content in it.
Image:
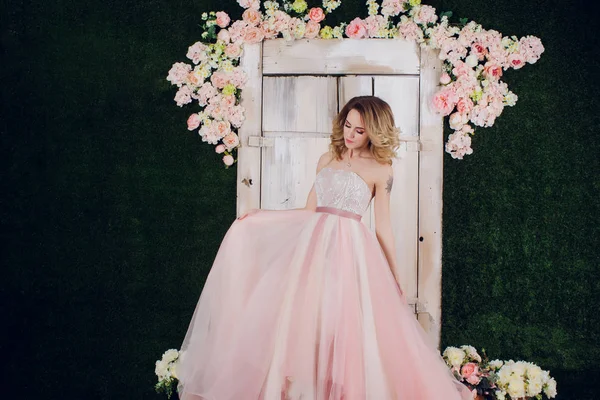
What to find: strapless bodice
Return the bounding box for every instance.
[315,167,373,216]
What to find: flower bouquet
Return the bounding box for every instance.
[442,345,558,400]
[154,349,180,399]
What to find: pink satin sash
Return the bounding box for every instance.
[315,206,362,221]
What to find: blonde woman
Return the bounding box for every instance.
[176,96,473,400]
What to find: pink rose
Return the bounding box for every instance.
[345,18,367,39]
[440,72,451,85]
[456,97,474,115]
[308,7,325,23]
[210,71,229,89]
[364,15,387,38]
[225,43,242,59]
[227,105,245,128]
[215,11,231,28]
[244,26,265,44]
[452,60,474,78]
[519,35,544,63]
[223,154,234,166]
[397,17,423,42]
[508,53,526,69]
[242,8,262,26]
[230,68,248,88]
[174,85,193,107]
[222,132,240,149]
[214,120,231,137]
[217,29,231,43]
[466,373,481,385]
[259,19,278,39]
[186,42,208,65]
[186,72,200,86]
[304,20,320,38]
[432,88,458,116]
[471,42,488,61]
[167,62,192,87]
[228,20,250,43]
[449,112,467,130]
[412,5,438,25]
[187,113,201,130]
[215,144,226,154]
[220,94,236,108]
[483,62,503,80]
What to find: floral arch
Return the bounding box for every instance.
[167,0,544,167]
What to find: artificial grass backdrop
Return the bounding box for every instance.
[2,0,598,398]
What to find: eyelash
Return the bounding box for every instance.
[345,123,363,134]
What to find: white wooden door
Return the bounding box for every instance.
[237,39,444,347]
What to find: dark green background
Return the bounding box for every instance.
[2,0,598,398]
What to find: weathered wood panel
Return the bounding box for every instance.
[263,38,420,75]
[236,43,262,217]
[417,48,444,348]
[261,76,337,209]
[374,75,421,310]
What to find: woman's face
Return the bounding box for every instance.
[343,108,370,150]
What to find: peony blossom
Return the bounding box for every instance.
[345,17,368,39]
[432,87,458,116]
[223,154,234,166]
[308,7,325,23]
[215,11,231,28]
[187,113,201,130]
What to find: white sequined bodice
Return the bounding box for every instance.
[315,167,373,215]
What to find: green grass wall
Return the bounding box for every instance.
[2,0,598,399]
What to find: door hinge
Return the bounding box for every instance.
[248,136,274,147]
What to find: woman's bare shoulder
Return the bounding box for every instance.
[317,151,334,170]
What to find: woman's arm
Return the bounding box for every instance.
[240,151,332,219]
[373,164,404,293]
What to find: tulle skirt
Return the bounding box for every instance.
[177,208,473,400]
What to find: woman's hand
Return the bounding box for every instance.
[237,208,260,220]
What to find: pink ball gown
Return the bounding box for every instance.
[177,167,473,400]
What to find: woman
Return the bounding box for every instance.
[176,96,473,400]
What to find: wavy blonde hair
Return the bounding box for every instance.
[329,96,400,165]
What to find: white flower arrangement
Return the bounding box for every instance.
[154,349,180,399]
[442,345,557,400]
[492,360,558,400]
[167,0,544,166]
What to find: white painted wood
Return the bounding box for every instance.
[263,38,421,75]
[236,43,262,217]
[261,76,337,210]
[236,40,444,345]
[417,48,445,349]
[373,75,421,313]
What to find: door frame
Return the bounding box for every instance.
[235,38,445,348]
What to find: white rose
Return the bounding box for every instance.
[449,112,468,130]
[495,390,506,400]
[460,345,482,362]
[443,347,466,368]
[488,359,504,370]
[507,376,526,398]
[526,364,543,380]
[155,360,169,379]
[527,378,543,396]
[163,349,179,363]
[512,362,527,377]
[497,365,513,383]
[465,54,479,67]
[543,378,557,398]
